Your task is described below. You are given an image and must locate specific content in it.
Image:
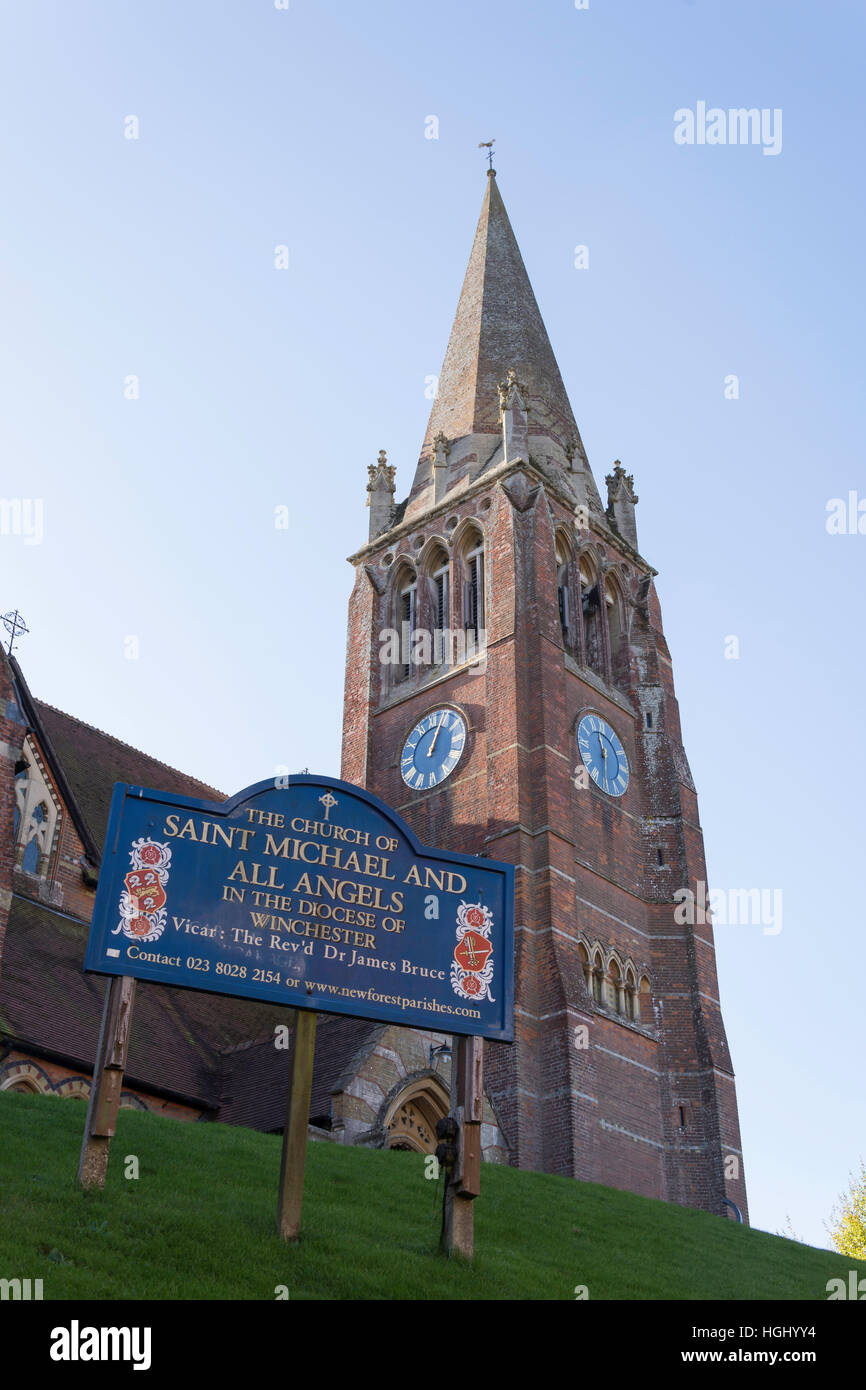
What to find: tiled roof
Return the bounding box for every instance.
[2,668,385,1130]
[218,1016,381,1131]
[32,700,223,856]
[0,897,382,1127]
[0,897,294,1109]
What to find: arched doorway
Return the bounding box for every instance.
[383,1076,450,1154]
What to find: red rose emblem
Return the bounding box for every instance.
[462,975,481,996]
[465,907,485,928]
[129,916,151,937]
[140,844,161,866]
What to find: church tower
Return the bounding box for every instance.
[342,170,748,1220]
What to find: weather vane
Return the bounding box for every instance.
[2,609,29,656]
[478,138,495,171]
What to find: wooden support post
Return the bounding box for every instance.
[444,1033,484,1260]
[277,1009,317,1241]
[77,975,137,1189]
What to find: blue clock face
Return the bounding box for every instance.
[400,709,467,791]
[577,714,629,797]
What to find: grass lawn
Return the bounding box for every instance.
[0,1090,860,1300]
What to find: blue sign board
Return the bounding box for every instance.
[84,776,514,1041]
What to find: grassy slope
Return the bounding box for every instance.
[0,1091,861,1301]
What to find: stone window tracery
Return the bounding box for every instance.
[383,1076,450,1155]
[13,741,60,879]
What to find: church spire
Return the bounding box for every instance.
[406,170,600,515]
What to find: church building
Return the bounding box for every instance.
[0,169,747,1220]
[342,169,748,1219]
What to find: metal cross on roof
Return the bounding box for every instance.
[2,609,29,656]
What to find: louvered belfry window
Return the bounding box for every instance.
[557,565,570,642]
[464,546,484,639]
[399,582,416,681]
[433,564,449,664]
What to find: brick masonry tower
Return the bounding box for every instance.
[342,170,748,1220]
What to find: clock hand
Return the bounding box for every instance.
[428,712,445,756]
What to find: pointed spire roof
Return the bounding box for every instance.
[425,170,579,446]
[405,171,599,513]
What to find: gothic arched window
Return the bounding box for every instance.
[578,942,592,994]
[555,533,574,651]
[13,764,27,841]
[462,530,485,646]
[605,575,628,689]
[383,1076,450,1155]
[426,543,451,667]
[13,743,59,880]
[0,1062,50,1095]
[637,974,652,1023]
[591,949,604,1004]
[580,556,605,679]
[393,564,418,684]
[625,966,637,1021]
[21,803,46,875]
[608,959,623,1014]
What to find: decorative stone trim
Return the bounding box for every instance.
[13,737,62,878]
[329,1023,508,1163]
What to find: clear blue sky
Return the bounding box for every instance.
[2,0,864,1254]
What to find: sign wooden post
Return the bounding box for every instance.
[277,1009,317,1241]
[77,975,136,1189]
[444,1033,484,1259]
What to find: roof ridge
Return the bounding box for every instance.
[32,697,224,798]
[31,700,223,800]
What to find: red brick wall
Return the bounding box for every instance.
[0,681,202,1129]
[342,460,749,1222]
[0,1049,201,1120]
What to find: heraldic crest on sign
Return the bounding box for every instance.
[112,838,172,944]
[451,901,495,1003]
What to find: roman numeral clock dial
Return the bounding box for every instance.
[577,713,630,797]
[400,709,467,791]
